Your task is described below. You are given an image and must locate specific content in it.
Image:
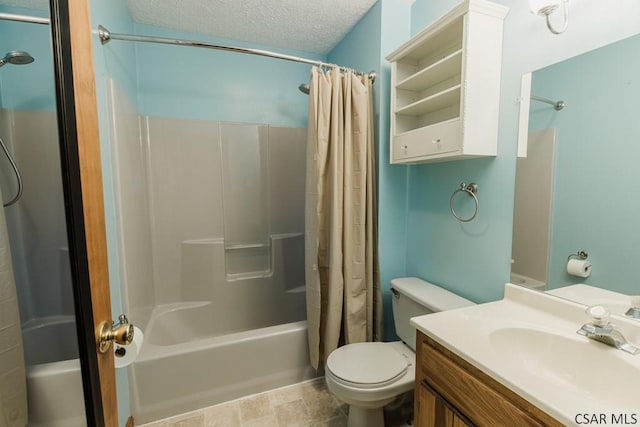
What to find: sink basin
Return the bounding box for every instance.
[489,327,639,408]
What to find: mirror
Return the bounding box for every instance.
[0,3,88,425]
[0,1,107,425]
[512,32,640,300]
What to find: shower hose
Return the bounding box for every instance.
[0,135,23,207]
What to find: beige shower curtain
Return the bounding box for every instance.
[304,66,382,370]
[0,187,28,427]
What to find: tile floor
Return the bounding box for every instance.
[137,377,413,427]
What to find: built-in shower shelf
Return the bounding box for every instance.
[226,270,274,282]
[224,242,272,278]
[225,243,270,250]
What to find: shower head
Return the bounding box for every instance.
[298,83,310,95]
[0,51,35,68]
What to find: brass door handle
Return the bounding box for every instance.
[97,314,134,353]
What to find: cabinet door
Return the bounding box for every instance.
[418,380,474,427]
[446,409,472,427]
[417,380,438,426]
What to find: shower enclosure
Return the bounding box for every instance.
[107,73,314,422]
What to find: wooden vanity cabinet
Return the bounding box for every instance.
[414,331,564,427]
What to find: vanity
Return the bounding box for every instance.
[415,332,561,426]
[411,284,640,426]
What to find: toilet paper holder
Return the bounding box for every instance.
[568,250,588,261]
[97,314,134,353]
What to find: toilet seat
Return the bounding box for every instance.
[326,342,408,389]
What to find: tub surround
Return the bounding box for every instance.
[106,78,312,422]
[0,108,72,321]
[412,284,640,425]
[0,108,77,427]
[108,80,306,325]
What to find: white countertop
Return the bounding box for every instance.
[410,284,640,426]
[548,284,632,316]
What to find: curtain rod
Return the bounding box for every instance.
[98,25,376,82]
[0,12,49,25]
[530,95,565,111]
[0,14,375,81]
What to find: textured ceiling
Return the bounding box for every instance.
[0,0,378,55]
[124,0,378,54]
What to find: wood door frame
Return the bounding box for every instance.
[49,0,116,425]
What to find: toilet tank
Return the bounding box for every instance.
[391,277,474,351]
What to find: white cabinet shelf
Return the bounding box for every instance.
[387,0,508,164]
[396,85,461,117]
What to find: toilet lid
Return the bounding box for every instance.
[327,343,408,387]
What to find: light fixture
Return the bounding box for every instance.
[528,0,570,34]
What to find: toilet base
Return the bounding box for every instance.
[347,405,384,427]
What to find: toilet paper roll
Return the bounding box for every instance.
[567,259,592,278]
[114,326,144,368]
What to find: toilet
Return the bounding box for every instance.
[325,277,475,427]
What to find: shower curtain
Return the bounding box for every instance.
[0,186,27,427]
[304,67,382,370]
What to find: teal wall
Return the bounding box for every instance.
[327,0,412,340]
[134,24,318,126]
[405,0,640,303]
[0,6,55,110]
[530,34,640,295]
[406,1,514,304]
[377,1,413,339]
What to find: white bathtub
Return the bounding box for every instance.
[22,316,86,427]
[130,304,316,424]
[510,272,547,291]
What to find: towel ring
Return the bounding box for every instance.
[450,182,479,222]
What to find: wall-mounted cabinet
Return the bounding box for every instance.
[387,0,508,164]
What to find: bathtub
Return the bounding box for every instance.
[510,272,547,291]
[130,304,316,424]
[22,316,86,427]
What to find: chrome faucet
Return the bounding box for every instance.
[577,306,639,355]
